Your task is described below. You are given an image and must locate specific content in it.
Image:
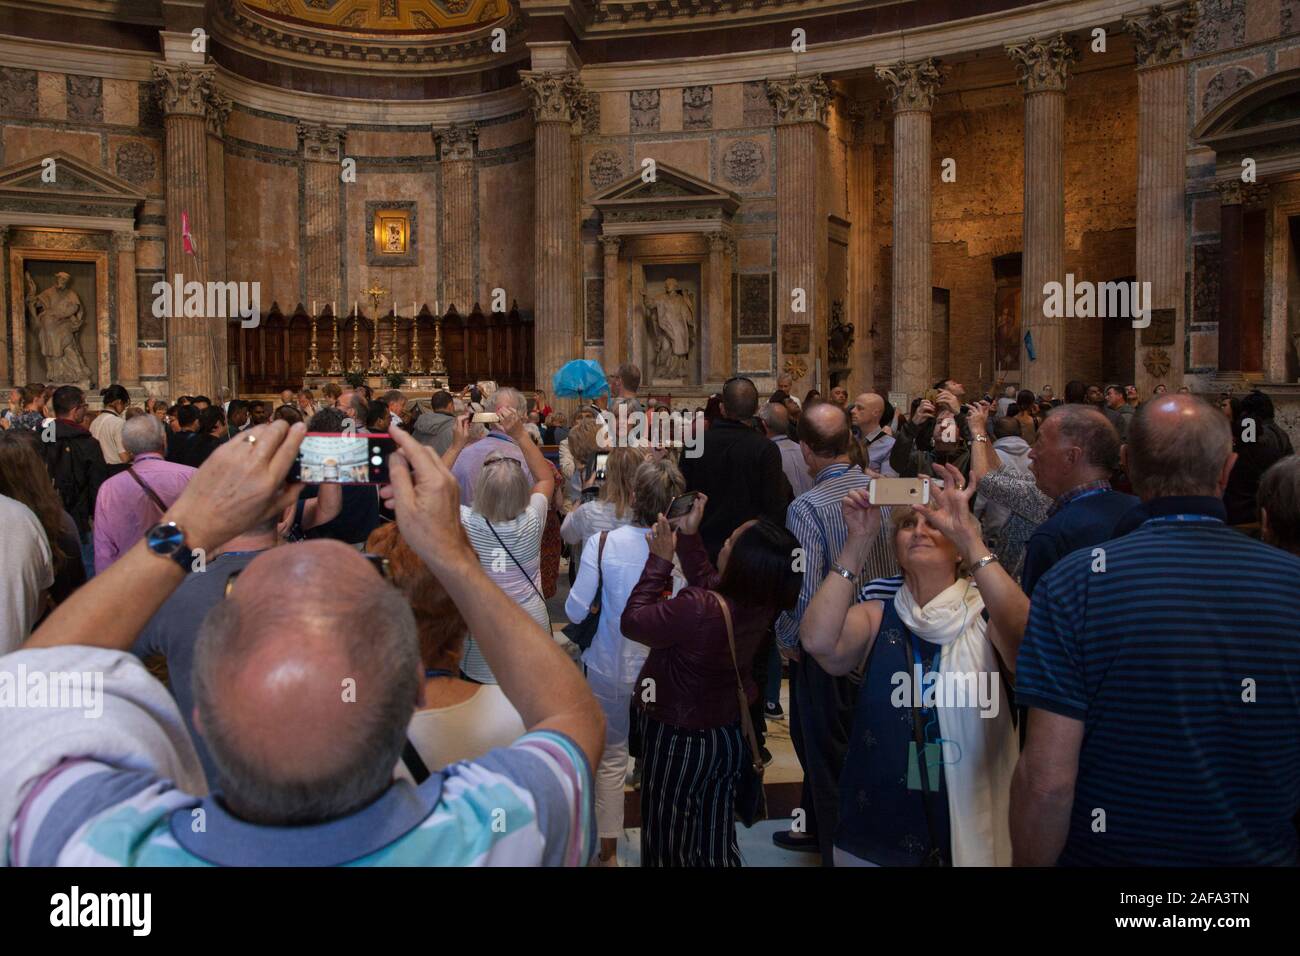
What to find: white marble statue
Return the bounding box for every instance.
[642,277,695,379]
[24,271,91,385]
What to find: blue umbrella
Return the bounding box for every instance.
[552,359,610,398]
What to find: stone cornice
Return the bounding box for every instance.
[765,74,832,126]
[876,59,944,113]
[1124,1,1198,68]
[1006,33,1077,94]
[520,69,594,124]
[297,122,347,162]
[152,62,216,118]
[434,122,480,161]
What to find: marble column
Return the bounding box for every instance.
[521,70,592,403]
[205,89,230,390]
[768,74,832,392]
[299,123,346,314]
[876,59,943,400]
[1126,2,1197,391]
[1007,34,1075,396]
[846,100,877,394]
[112,231,140,390]
[0,226,9,385]
[600,235,622,369]
[434,123,478,312]
[706,232,736,382]
[154,62,222,399]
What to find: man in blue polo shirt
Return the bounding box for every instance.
[1020,405,1136,597]
[1011,395,1300,865]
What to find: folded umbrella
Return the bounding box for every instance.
[552,359,610,399]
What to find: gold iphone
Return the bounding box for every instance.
[868,477,931,506]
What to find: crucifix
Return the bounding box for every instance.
[364,281,387,374]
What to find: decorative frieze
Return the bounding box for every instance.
[205,89,231,137]
[683,85,712,129]
[1005,34,1077,94]
[766,74,832,126]
[589,149,625,189]
[434,122,478,162]
[152,62,215,117]
[1125,2,1198,67]
[876,59,943,113]
[631,89,660,132]
[721,140,765,187]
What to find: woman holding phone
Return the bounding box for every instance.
[620,494,801,867]
[564,457,685,866]
[799,463,1028,867]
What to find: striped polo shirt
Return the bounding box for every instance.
[1017,496,1300,865]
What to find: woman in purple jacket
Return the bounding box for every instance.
[621,494,800,866]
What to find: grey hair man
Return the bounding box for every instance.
[759,401,811,499]
[91,413,197,574]
[6,423,603,866]
[450,388,530,507]
[1013,395,1300,865]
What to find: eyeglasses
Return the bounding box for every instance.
[223,553,390,598]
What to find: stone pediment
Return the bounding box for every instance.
[0,152,144,222]
[591,164,741,225]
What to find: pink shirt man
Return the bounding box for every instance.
[92,452,196,573]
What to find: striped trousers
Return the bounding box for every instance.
[640,714,746,867]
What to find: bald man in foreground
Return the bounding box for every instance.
[1011,395,1300,865]
[1,421,603,866]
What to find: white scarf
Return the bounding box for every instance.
[892,579,1017,867]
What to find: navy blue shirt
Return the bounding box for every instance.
[1017,496,1300,865]
[1019,487,1137,598]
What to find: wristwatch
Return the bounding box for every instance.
[969,553,999,572]
[830,562,857,581]
[145,521,198,574]
[972,434,990,444]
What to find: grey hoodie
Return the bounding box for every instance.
[413,410,457,455]
[992,436,1032,477]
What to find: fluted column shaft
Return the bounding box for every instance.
[522,70,590,405]
[769,74,832,392]
[300,125,345,310]
[847,103,875,394]
[436,124,477,312]
[707,233,734,382]
[878,59,942,400]
[1020,89,1066,391]
[155,62,219,398]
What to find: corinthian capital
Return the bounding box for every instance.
[434,122,479,162]
[765,74,832,125]
[298,122,347,162]
[520,70,594,125]
[875,59,944,113]
[1006,34,1077,94]
[1125,2,1199,67]
[152,62,216,117]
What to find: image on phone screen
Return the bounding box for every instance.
[293,433,396,484]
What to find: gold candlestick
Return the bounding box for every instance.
[364,282,388,375]
[326,302,342,375]
[305,301,323,376]
[389,303,405,375]
[348,304,363,373]
[430,300,447,376]
[409,304,424,374]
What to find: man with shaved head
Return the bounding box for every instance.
[771,400,900,862]
[1019,404,1136,598]
[849,391,896,477]
[1012,395,1300,865]
[2,420,602,866]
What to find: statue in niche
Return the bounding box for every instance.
[641,277,695,379]
[24,271,91,385]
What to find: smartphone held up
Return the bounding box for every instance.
[290,432,398,485]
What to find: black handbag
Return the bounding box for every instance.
[561,531,607,651]
[712,592,767,828]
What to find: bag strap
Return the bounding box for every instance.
[126,465,168,513]
[401,738,431,784]
[900,633,946,866]
[587,530,608,615]
[711,592,764,775]
[485,517,552,631]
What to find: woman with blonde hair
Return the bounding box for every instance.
[367,522,525,774]
[799,464,1028,867]
[561,446,643,549]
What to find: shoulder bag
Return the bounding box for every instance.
[561,530,607,651]
[711,591,767,827]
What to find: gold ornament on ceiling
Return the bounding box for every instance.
[238,0,508,33]
[1143,347,1171,379]
[783,356,808,382]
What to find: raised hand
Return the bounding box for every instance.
[912,399,936,426]
[647,512,677,563]
[936,389,960,415]
[674,491,708,536]
[381,424,475,574]
[841,488,882,541]
[913,463,984,561]
[966,400,992,436]
[165,420,305,553]
[498,404,523,439]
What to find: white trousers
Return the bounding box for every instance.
[587,666,634,839]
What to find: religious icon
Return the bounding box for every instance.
[373,210,410,256]
[994,285,1021,373]
[24,269,91,385]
